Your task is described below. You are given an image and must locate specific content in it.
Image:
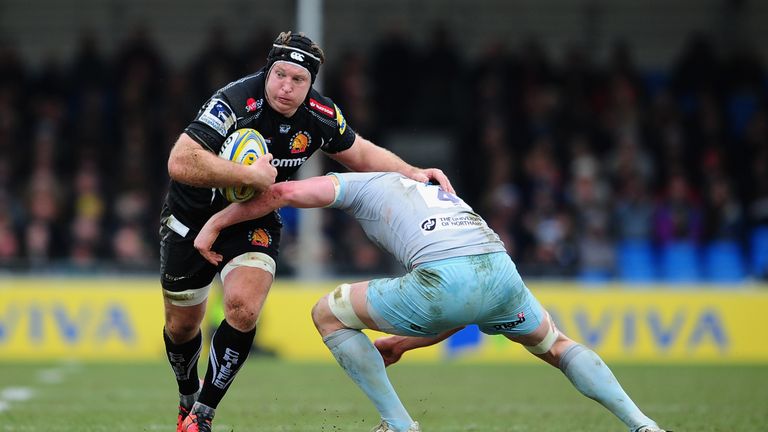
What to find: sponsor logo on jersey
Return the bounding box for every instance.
[249,228,272,247]
[279,124,291,134]
[309,98,334,117]
[420,214,483,234]
[245,97,263,112]
[334,104,347,135]
[271,157,308,168]
[421,218,437,231]
[199,98,235,136]
[289,131,311,154]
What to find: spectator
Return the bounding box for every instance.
[653,173,703,245]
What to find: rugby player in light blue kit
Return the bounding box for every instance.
[194,172,667,432]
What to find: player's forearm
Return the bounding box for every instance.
[205,201,260,233]
[337,136,419,175]
[367,146,419,177]
[168,133,258,188]
[273,177,336,208]
[205,177,334,233]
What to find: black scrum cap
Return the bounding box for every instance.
[266,33,322,83]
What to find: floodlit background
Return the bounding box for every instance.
[0,0,767,280]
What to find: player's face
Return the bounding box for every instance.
[265,62,312,117]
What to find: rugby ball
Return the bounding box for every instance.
[218,128,269,203]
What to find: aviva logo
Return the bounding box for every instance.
[446,289,768,363]
[0,282,165,360]
[0,302,135,345]
[546,306,728,354]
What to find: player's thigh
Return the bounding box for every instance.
[348,281,379,329]
[160,221,219,308]
[475,255,548,338]
[214,214,281,315]
[364,269,462,337]
[318,281,379,332]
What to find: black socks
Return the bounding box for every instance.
[164,329,202,396]
[197,319,256,409]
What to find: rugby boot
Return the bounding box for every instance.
[176,383,201,432]
[180,411,213,432]
[633,426,668,432]
[176,404,191,432]
[371,420,421,432]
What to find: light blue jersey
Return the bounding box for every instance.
[328,172,507,270]
[328,172,544,337]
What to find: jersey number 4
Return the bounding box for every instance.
[402,178,469,210]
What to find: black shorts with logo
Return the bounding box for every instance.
[159,205,282,292]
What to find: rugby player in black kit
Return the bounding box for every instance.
[160,31,453,432]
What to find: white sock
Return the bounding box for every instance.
[323,329,414,431]
[560,344,658,431]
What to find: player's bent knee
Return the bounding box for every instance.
[310,296,329,325]
[165,322,199,342]
[327,283,367,330]
[221,252,276,283]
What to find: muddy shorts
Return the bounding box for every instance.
[366,252,545,337]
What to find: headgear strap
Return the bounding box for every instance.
[266,34,322,83]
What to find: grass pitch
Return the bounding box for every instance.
[1,360,766,431]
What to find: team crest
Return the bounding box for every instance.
[289,131,311,154]
[279,124,291,134]
[249,228,272,247]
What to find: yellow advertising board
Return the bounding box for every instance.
[0,279,165,360]
[1,278,767,363]
[457,286,768,363]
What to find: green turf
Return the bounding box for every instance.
[0,360,766,431]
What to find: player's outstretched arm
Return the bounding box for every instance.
[330,135,455,194]
[374,327,465,366]
[194,175,338,264]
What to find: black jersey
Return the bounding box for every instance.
[164,68,356,229]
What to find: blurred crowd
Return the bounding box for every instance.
[0,24,767,281]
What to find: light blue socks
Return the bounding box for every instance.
[560,344,659,431]
[323,329,414,432]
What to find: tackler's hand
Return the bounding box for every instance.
[194,224,224,266]
[374,336,406,367]
[409,168,454,194]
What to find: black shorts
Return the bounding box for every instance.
[159,206,282,292]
